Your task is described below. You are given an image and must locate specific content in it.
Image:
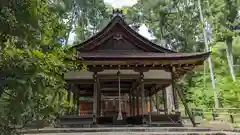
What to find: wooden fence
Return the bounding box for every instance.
[189,108,240,124]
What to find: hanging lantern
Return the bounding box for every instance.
[117,68,123,120]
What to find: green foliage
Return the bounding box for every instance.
[129,0,205,52]
[0,0,79,134]
[0,0,239,133]
[0,45,76,134]
[61,0,110,43]
[183,38,240,108]
[205,0,240,41]
[218,77,240,108]
[0,0,40,40]
[128,0,240,110]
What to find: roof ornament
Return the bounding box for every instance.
[112,9,124,18]
[113,33,123,41]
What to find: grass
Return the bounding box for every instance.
[180,108,240,128]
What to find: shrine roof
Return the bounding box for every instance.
[70,9,210,64]
[78,51,210,60]
[71,9,175,53]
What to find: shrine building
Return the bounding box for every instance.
[60,9,210,127]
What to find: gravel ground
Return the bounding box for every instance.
[21,127,240,135]
[24,131,238,135]
[21,126,240,135]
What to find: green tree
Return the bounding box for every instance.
[0,0,78,134]
[128,0,204,52]
[60,0,110,44]
[205,0,240,81]
[127,0,240,110]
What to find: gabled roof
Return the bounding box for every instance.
[70,10,210,70]
[71,10,175,53]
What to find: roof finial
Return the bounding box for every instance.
[112,9,124,18]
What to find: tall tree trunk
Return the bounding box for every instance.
[65,12,75,46]
[226,36,236,82]
[198,0,219,108]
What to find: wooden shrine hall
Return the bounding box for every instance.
[60,9,210,127]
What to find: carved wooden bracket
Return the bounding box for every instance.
[113,33,123,41]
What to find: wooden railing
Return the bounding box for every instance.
[189,108,240,124]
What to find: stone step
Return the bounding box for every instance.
[19,127,240,134]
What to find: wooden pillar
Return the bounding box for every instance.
[163,88,168,114]
[76,90,80,115]
[148,96,151,126]
[149,91,153,126]
[136,87,140,116]
[129,93,132,116]
[132,95,135,116]
[101,99,104,116]
[145,94,148,112]
[172,86,179,112]
[93,72,98,123]
[171,67,179,112]
[72,92,76,114]
[113,97,116,110]
[96,77,101,116]
[105,100,108,112]
[97,87,101,116]
[155,91,159,115]
[77,92,80,115]
[166,85,175,113]
[148,93,152,126]
[150,91,153,113]
[140,72,146,115]
[124,94,128,113]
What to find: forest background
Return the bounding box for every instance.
[0,0,239,134]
